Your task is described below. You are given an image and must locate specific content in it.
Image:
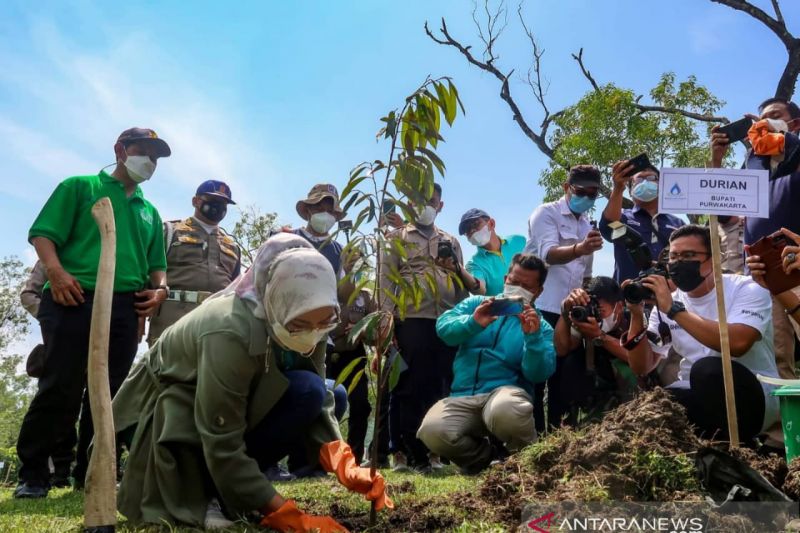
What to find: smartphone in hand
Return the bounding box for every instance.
[717,117,753,144]
[488,296,524,316]
[748,230,800,294]
[626,153,653,176]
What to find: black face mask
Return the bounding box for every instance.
[668,260,706,292]
[200,201,227,223]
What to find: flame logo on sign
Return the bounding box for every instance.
[670,183,682,196]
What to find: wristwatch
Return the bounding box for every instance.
[666,301,686,320]
[156,284,170,299]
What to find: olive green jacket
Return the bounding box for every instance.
[113,292,340,526]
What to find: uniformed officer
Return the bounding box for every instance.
[147,180,242,345]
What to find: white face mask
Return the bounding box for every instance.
[271,320,336,356]
[309,212,336,234]
[503,283,534,304]
[601,304,620,333]
[468,226,492,247]
[766,118,789,133]
[123,155,156,183]
[415,205,438,226]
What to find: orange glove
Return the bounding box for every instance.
[748,118,786,155]
[260,500,349,532]
[318,440,394,511]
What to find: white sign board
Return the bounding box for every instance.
[658,167,769,218]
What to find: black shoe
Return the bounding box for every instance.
[13,481,49,499]
[71,466,86,491]
[50,475,71,488]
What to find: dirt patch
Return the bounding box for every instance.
[328,497,470,532]
[728,445,789,489]
[318,389,793,531]
[476,389,748,528]
[783,458,800,500]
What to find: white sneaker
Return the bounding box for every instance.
[429,453,444,470]
[392,452,411,472]
[205,498,234,530]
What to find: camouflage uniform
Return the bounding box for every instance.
[147,217,241,345]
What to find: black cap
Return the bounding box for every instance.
[567,165,602,188]
[117,127,171,158]
[196,180,235,204]
[458,208,490,235]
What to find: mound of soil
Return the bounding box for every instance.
[728,446,788,489]
[316,389,794,531]
[783,458,800,500]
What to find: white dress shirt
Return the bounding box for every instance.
[525,196,593,314]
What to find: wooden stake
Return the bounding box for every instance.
[84,197,117,532]
[709,215,740,447]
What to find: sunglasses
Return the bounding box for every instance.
[570,186,599,199]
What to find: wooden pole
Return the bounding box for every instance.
[83,197,117,532]
[709,215,740,447]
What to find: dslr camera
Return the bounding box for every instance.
[437,240,454,260]
[623,264,669,304]
[607,221,669,304]
[569,295,601,323]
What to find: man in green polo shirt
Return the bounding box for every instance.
[460,208,527,297]
[15,128,171,499]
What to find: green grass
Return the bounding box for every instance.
[0,469,502,532]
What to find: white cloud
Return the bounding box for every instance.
[0,10,286,233]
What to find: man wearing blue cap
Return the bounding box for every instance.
[146,180,242,345]
[459,208,527,297]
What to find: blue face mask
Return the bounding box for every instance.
[631,181,658,203]
[568,194,595,214]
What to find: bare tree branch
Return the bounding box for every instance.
[572,48,728,124]
[711,0,800,99]
[711,0,791,45]
[425,17,560,161]
[471,0,508,65]
[634,104,727,123]
[571,48,600,92]
[771,0,785,25]
[517,3,552,127]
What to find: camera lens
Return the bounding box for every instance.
[570,306,589,322]
[623,283,652,304]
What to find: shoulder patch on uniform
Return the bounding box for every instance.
[172,220,193,232]
[177,234,202,244]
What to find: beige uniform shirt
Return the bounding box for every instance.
[718,217,745,274]
[20,261,47,318]
[378,223,469,320]
[148,217,242,344]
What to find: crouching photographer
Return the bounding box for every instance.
[553,277,642,423]
[625,225,780,443]
[416,254,556,474]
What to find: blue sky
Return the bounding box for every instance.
[1,0,798,282]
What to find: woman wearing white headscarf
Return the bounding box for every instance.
[112,234,390,531]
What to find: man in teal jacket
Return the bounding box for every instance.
[417,253,555,474]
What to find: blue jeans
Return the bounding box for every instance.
[245,370,327,470]
[326,378,349,421]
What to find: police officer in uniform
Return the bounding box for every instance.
[147,180,241,345]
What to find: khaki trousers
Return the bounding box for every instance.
[417,386,535,472]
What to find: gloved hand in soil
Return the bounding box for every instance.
[318,440,395,511]
[259,499,349,532]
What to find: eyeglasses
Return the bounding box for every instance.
[632,175,658,184]
[465,219,487,235]
[570,186,599,199]
[667,250,710,261]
